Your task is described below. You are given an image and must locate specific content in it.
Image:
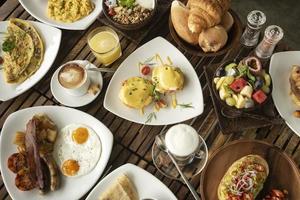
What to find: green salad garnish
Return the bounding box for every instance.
[118,0,135,8]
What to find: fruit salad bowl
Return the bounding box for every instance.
[212,59,273,115]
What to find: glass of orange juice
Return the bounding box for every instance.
[87,26,122,66]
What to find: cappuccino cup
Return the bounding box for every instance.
[58,62,90,96]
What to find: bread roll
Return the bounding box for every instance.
[198,25,228,52]
[171,1,199,45]
[220,11,234,32]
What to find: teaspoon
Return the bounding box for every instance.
[155,135,201,200]
[86,67,116,73]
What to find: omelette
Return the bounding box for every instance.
[2,18,44,84]
[119,77,154,110]
[3,22,34,83]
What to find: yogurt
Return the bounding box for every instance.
[165,124,200,157]
[136,0,155,9]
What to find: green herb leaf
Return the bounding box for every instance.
[177,103,194,108]
[237,65,248,76]
[247,69,256,82]
[2,39,15,52]
[151,83,161,101]
[145,112,157,123]
[118,0,135,8]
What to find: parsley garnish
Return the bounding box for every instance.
[177,103,194,108]
[151,83,161,101]
[145,112,156,123]
[118,0,135,8]
[2,39,15,52]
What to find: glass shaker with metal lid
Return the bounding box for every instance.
[255,25,284,59]
[241,10,266,47]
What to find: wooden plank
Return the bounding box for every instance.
[0,1,300,199]
[0,0,19,20]
[285,135,300,156]
[0,185,8,200]
[0,90,34,127]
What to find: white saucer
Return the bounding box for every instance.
[51,60,103,107]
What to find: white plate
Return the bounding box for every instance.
[270,51,300,136]
[0,106,113,200]
[18,0,102,30]
[104,37,204,125]
[0,20,61,101]
[51,60,103,107]
[85,163,177,200]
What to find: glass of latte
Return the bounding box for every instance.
[162,124,208,166]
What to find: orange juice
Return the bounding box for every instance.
[88,27,122,66]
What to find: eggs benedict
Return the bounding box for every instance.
[151,55,184,108]
[151,55,184,94]
[152,66,184,93]
[119,77,154,111]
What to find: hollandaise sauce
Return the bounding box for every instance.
[119,77,154,111]
[151,54,184,108]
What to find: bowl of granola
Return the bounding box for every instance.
[102,0,157,30]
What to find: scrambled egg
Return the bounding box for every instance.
[47,0,95,23]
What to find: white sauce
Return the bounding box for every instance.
[165,124,200,157]
[136,0,155,9]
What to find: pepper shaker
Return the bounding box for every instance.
[255,25,284,59]
[240,10,266,47]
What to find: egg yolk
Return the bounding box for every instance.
[62,159,80,176]
[72,127,89,144]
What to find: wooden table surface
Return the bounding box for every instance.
[0,1,300,200]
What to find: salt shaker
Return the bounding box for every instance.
[241,10,266,47]
[255,25,284,59]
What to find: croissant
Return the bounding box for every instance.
[188,0,231,33]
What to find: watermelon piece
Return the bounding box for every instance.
[252,90,267,104]
[229,78,247,93]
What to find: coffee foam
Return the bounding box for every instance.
[58,63,85,89]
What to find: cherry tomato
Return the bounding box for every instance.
[108,8,116,16]
[141,65,151,75]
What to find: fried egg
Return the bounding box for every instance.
[53,124,101,177]
[119,77,154,109]
[152,65,184,93]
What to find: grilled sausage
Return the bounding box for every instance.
[15,169,36,191]
[7,153,27,173]
[40,153,60,191]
